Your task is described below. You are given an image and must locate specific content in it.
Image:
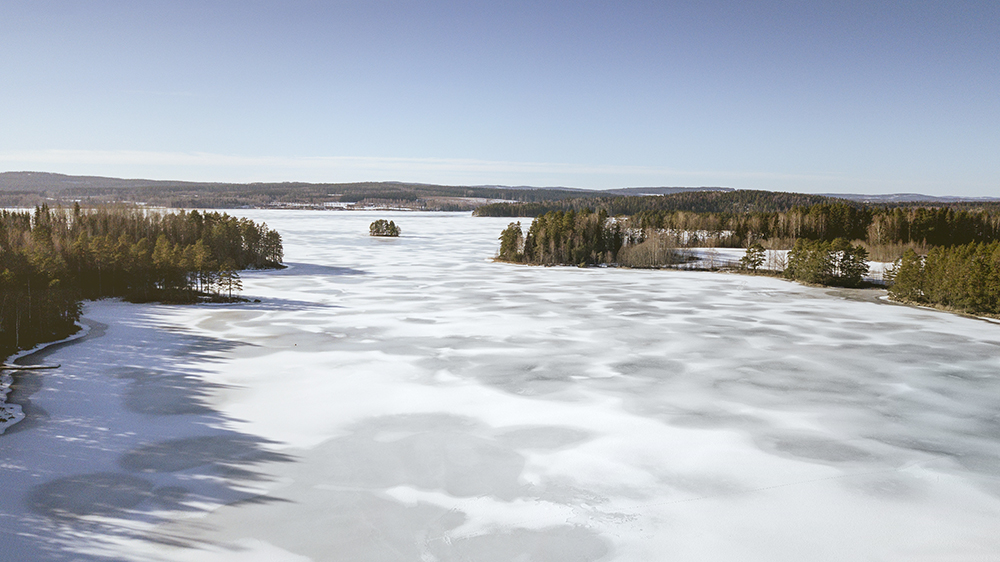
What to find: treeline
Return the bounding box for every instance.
[635,205,1000,258]
[497,210,624,265]
[484,194,1000,250]
[497,213,872,287]
[1,205,283,359]
[887,243,1000,315]
[630,203,871,244]
[475,190,835,218]
[55,184,586,211]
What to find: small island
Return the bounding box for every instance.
[369,219,401,237]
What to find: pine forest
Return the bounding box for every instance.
[1,205,283,359]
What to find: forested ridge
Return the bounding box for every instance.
[0,172,591,210]
[1,205,283,359]
[475,190,836,217]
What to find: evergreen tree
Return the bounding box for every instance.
[740,243,766,271]
[498,222,524,262]
[217,259,243,299]
[886,249,925,302]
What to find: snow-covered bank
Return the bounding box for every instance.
[0,321,90,434]
[0,373,23,431]
[4,211,1000,561]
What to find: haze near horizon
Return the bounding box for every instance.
[1,1,997,196]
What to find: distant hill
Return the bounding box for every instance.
[2,171,995,210]
[602,186,733,196]
[0,172,726,196]
[0,171,207,191]
[817,192,1000,204]
[0,171,734,210]
[0,171,591,209]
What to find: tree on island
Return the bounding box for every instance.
[369,219,401,237]
[217,259,243,299]
[498,222,524,262]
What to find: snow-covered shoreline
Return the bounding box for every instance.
[0,321,90,435]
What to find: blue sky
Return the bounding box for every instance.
[1,1,997,195]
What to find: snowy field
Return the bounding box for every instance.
[2,210,1000,561]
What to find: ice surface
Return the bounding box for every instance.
[2,211,1000,561]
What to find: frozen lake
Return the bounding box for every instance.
[3,210,1000,561]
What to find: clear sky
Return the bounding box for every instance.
[1,1,997,195]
